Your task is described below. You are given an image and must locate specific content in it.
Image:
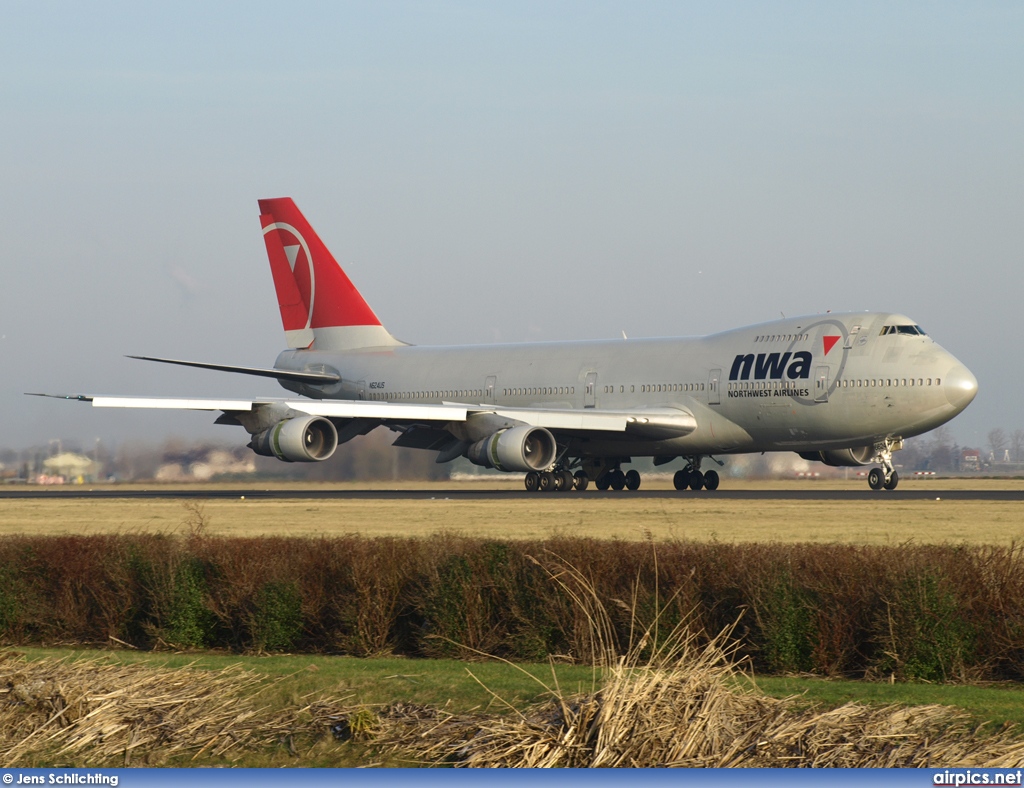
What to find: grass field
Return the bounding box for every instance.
[1,478,1022,544]
[6,647,1024,767]
[3,481,1023,766]
[15,647,1013,730]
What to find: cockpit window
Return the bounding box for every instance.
[880,325,927,336]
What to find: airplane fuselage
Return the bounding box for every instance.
[273,310,976,460]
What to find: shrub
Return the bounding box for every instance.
[248,581,303,652]
[164,557,218,649]
[876,570,977,682]
[0,534,1020,681]
[755,570,816,673]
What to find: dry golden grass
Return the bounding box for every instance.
[0,478,1021,544]
[373,640,1024,767]
[356,558,1024,768]
[0,652,308,766]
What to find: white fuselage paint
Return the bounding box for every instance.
[271,311,976,459]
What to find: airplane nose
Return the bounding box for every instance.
[944,365,978,411]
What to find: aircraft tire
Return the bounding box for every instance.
[884,470,899,491]
[524,472,540,492]
[673,470,689,491]
[573,471,589,491]
[610,470,626,491]
[868,468,885,490]
[704,470,720,491]
[689,471,705,491]
[624,469,641,490]
[539,472,557,492]
[560,470,575,491]
[595,474,611,491]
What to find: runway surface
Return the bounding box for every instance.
[1,487,1021,501]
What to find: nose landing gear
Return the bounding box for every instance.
[867,438,902,491]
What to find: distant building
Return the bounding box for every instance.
[960,449,981,472]
[156,448,256,481]
[38,452,98,484]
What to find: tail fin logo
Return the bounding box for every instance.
[262,221,316,337]
[258,197,403,351]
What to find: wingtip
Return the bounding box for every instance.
[25,392,94,402]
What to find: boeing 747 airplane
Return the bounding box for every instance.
[37,198,978,492]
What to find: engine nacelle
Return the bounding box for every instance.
[465,425,557,472]
[798,446,875,467]
[249,416,338,462]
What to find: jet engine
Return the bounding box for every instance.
[249,415,338,462]
[465,425,557,472]
[798,446,875,467]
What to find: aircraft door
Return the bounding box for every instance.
[814,366,830,403]
[485,376,496,405]
[584,372,597,408]
[708,369,721,405]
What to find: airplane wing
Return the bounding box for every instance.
[29,393,697,439]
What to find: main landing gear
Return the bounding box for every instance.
[522,456,724,493]
[866,438,901,491]
[524,469,579,492]
[523,459,642,492]
[672,457,720,492]
[593,468,642,491]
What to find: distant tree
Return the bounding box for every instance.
[988,428,1009,462]
[1012,429,1024,464]
[898,436,929,470]
[928,426,954,471]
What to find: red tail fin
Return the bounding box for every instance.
[258,198,401,350]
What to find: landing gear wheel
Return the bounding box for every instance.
[524,472,540,492]
[595,474,611,491]
[703,469,720,491]
[573,471,589,491]
[868,467,885,491]
[624,469,641,491]
[689,470,705,491]
[883,470,899,491]
[673,470,690,491]
[560,470,575,492]
[609,470,626,491]
[539,471,557,492]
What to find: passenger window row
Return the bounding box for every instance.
[839,378,939,388]
[502,387,575,397]
[727,378,941,392]
[369,389,484,401]
[754,333,809,343]
[366,376,940,402]
[727,380,804,391]
[603,383,705,394]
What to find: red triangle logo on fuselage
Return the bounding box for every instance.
[823,335,841,356]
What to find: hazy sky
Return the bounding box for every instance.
[1,2,1021,452]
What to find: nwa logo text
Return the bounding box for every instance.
[729,351,812,381]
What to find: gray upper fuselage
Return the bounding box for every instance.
[271,311,977,458]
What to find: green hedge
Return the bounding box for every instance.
[0,533,1021,680]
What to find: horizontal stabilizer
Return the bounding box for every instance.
[126,356,340,384]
